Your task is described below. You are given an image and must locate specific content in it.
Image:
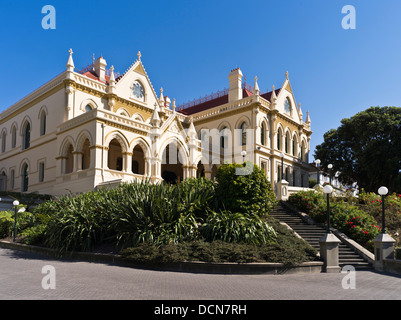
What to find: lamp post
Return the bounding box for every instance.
[378,186,388,234]
[13,200,19,242]
[315,159,321,185]
[280,152,284,181]
[241,150,247,163]
[323,185,333,233]
[327,164,333,185]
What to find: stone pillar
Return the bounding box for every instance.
[276,179,289,201]
[319,233,341,273]
[373,233,396,272]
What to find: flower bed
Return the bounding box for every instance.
[288,190,381,251]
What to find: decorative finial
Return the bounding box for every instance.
[253,76,260,95]
[285,71,289,80]
[66,48,75,71]
[172,98,176,113]
[109,65,115,82]
[137,51,142,61]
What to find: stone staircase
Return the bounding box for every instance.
[271,201,373,269]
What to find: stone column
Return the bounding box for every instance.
[319,233,341,273]
[373,233,396,272]
[276,179,289,201]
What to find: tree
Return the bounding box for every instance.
[314,106,401,193]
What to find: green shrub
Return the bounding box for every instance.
[0,211,14,238]
[215,162,277,217]
[200,209,277,245]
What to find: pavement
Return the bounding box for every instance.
[1,247,401,301]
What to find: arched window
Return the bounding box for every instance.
[11,126,16,148]
[277,129,282,151]
[292,135,298,157]
[22,122,30,150]
[1,131,6,153]
[85,104,93,113]
[301,140,306,162]
[240,122,247,146]
[261,122,266,146]
[21,163,29,192]
[285,132,291,154]
[40,110,46,136]
[284,98,291,114]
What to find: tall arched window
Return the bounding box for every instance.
[285,132,291,154]
[301,140,306,162]
[240,122,247,146]
[277,129,282,151]
[11,126,16,148]
[40,110,46,136]
[261,122,266,146]
[22,122,30,150]
[1,131,6,153]
[292,135,298,157]
[284,98,291,114]
[21,163,29,192]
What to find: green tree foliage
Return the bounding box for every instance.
[215,162,277,216]
[315,106,401,193]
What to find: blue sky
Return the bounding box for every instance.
[1,0,400,158]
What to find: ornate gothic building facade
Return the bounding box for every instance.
[0,50,312,196]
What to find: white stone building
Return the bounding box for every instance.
[0,49,312,196]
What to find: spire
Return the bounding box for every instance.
[271,85,277,110]
[159,87,165,106]
[298,103,303,119]
[150,103,161,127]
[172,98,176,113]
[305,110,311,124]
[188,117,197,140]
[66,48,74,72]
[253,76,260,95]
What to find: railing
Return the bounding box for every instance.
[177,82,254,111]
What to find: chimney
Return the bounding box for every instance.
[94,56,107,82]
[228,68,243,102]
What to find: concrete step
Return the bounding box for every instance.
[271,202,373,269]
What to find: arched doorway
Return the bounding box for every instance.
[108,138,123,171]
[132,144,145,175]
[65,144,74,174]
[81,139,91,170]
[161,141,186,184]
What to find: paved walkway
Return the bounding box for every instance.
[1,247,401,300]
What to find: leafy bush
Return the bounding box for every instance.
[215,162,277,217]
[0,211,14,238]
[199,209,277,245]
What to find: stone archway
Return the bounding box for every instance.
[160,141,188,184]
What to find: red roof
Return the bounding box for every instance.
[81,70,110,84]
[178,88,281,116]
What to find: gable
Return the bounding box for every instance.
[114,61,159,112]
